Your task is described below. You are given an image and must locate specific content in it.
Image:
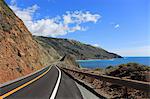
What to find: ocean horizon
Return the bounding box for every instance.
[76,57,150,69]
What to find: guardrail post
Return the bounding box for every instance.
[90,77,95,83]
[145,91,150,98]
[123,87,128,98]
[102,81,106,88]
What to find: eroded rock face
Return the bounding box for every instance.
[0,0,59,83]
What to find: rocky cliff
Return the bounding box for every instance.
[0,0,59,83]
[34,36,122,60]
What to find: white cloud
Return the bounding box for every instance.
[63,11,100,24]
[93,44,100,47]
[110,22,120,29]
[112,45,150,56]
[114,24,120,28]
[9,1,101,37]
[10,0,16,5]
[63,14,73,24]
[10,4,39,23]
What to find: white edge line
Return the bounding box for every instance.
[50,66,62,99]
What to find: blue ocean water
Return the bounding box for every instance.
[76,57,150,69]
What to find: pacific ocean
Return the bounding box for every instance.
[76,57,150,69]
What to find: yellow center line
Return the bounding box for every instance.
[0,66,52,99]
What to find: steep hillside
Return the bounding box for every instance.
[34,36,122,60]
[0,0,59,83]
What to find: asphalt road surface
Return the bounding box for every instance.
[1,66,83,99]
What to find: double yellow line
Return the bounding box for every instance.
[0,66,52,99]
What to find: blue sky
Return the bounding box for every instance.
[5,0,150,56]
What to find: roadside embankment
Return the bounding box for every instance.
[60,62,150,98]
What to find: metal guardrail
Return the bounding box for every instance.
[62,68,150,92]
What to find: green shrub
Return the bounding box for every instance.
[106,66,114,69]
[106,62,150,81]
[16,67,22,73]
[94,68,102,71]
[1,23,12,32]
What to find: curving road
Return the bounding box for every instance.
[0,65,83,99]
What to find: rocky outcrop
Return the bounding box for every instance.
[34,36,79,68]
[0,0,57,83]
[106,63,150,82]
[60,54,80,68]
[34,36,122,60]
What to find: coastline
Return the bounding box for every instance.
[76,57,150,69]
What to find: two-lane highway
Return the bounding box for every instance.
[0,65,83,99]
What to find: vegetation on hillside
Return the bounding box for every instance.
[105,63,150,82]
[34,36,122,60]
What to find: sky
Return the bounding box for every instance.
[5,0,150,56]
